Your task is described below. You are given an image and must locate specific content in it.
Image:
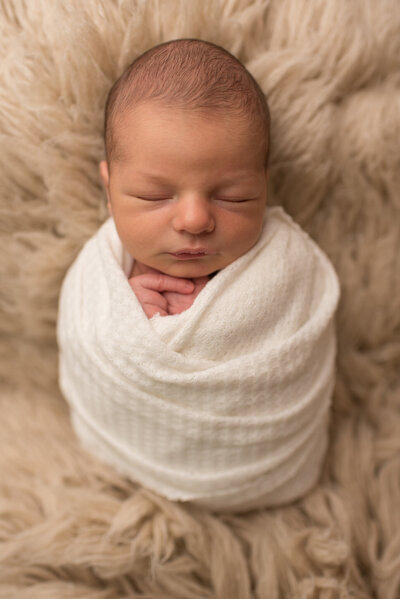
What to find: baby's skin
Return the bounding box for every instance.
[128,261,209,318]
[100,103,268,320]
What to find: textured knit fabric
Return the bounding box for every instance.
[57,206,340,512]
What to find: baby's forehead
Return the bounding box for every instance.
[114,101,257,138]
[109,102,268,174]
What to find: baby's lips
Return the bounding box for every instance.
[169,247,216,256]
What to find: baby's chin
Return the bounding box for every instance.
[156,255,231,279]
[159,262,218,279]
[131,257,219,279]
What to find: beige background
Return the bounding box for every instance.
[1,1,399,597]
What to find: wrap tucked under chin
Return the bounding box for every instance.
[57,206,340,512]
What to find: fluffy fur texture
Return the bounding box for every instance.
[0,0,399,597]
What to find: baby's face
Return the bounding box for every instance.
[100,102,268,278]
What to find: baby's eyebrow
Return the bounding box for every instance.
[139,172,172,184]
[219,174,260,185]
[137,171,260,186]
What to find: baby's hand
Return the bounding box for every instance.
[163,276,209,315]
[129,273,195,318]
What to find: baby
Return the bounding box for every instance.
[58,38,340,512]
[99,38,270,317]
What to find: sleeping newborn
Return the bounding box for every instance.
[99,40,270,318]
[57,39,340,512]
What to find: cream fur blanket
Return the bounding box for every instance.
[57,206,340,512]
[2,1,400,595]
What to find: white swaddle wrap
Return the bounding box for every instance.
[57,206,340,512]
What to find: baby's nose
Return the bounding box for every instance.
[172,195,215,234]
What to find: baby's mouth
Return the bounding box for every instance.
[169,248,213,260]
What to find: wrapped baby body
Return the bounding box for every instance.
[57,206,340,512]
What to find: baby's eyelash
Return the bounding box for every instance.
[137,196,172,201]
[134,195,255,203]
[216,197,252,203]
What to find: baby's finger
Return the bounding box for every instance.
[192,276,210,286]
[129,282,168,311]
[133,273,195,295]
[144,303,169,318]
[168,305,185,316]
[192,276,210,296]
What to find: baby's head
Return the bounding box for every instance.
[100,39,270,278]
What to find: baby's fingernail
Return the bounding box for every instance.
[184,281,194,289]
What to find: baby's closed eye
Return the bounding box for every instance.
[214,196,255,203]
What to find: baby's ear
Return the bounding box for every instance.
[99,161,112,216]
[99,160,109,188]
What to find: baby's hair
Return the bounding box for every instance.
[104,38,270,167]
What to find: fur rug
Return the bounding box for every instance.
[1,0,399,597]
